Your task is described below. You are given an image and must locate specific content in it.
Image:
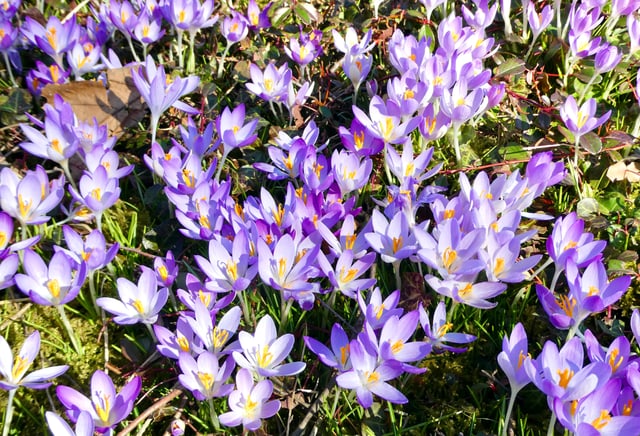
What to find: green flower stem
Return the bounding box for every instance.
[546,411,557,436]
[216,44,230,79]
[145,323,157,342]
[531,258,554,281]
[279,294,294,334]
[238,290,252,326]
[126,34,140,63]
[175,30,185,70]
[452,124,462,164]
[208,398,220,431]
[392,260,401,290]
[3,52,16,87]
[215,147,230,183]
[2,389,16,436]
[186,32,196,75]
[57,304,83,355]
[501,387,521,436]
[577,74,598,104]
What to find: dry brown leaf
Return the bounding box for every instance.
[42,67,147,137]
[606,160,640,183]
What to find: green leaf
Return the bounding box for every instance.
[580,132,602,155]
[493,57,526,78]
[577,197,599,219]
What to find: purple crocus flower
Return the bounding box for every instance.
[584,330,632,378]
[0,166,65,226]
[527,3,553,40]
[318,249,376,299]
[154,316,204,359]
[333,27,375,55]
[378,310,431,373]
[304,323,352,372]
[69,166,121,229]
[497,322,531,394]
[215,104,258,179]
[257,233,320,309]
[178,351,235,401]
[524,337,611,403]
[232,314,306,377]
[132,11,165,58]
[185,302,241,356]
[219,368,281,431]
[131,55,200,143]
[154,250,179,288]
[96,266,169,325]
[0,212,40,260]
[594,43,622,75]
[331,150,372,197]
[335,337,407,408]
[21,15,80,67]
[365,209,417,263]
[14,250,86,307]
[221,11,249,43]
[338,118,384,157]
[246,62,291,103]
[26,61,70,97]
[0,330,68,391]
[553,379,640,433]
[352,95,420,144]
[56,370,141,432]
[0,253,18,290]
[246,0,272,31]
[58,226,119,273]
[426,275,507,309]
[195,234,258,294]
[357,288,403,331]
[547,212,606,272]
[560,96,610,139]
[419,301,476,353]
[46,411,94,436]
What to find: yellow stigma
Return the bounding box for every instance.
[226,260,238,281]
[375,304,385,320]
[232,125,240,135]
[345,234,356,250]
[158,265,168,282]
[443,209,455,220]
[11,355,29,381]
[299,45,308,60]
[51,138,62,154]
[277,258,287,280]
[47,278,61,299]
[313,162,324,178]
[570,399,578,416]
[198,290,211,307]
[250,12,258,25]
[442,247,457,271]
[390,340,404,354]
[181,169,195,188]
[576,110,587,129]
[177,335,190,352]
[0,231,6,247]
[426,117,437,135]
[198,371,214,390]
[563,240,577,251]
[365,370,380,384]
[245,394,258,416]
[494,258,505,276]
[340,343,350,366]
[392,236,403,253]
[557,294,576,318]
[178,10,185,23]
[437,322,453,337]
[91,188,102,201]
[458,282,473,298]
[50,64,60,83]
[95,394,111,424]
[199,215,211,230]
[131,299,145,314]
[212,327,230,349]
[339,267,358,284]
[379,117,395,142]
[142,25,149,38]
[587,286,599,297]
[608,348,623,373]
[46,27,57,50]
[404,162,415,177]
[353,131,364,149]
[272,203,285,227]
[257,344,273,368]
[590,410,611,430]
[403,89,415,100]
[557,368,574,389]
[264,79,273,92]
[623,399,633,416]
[18,194,32,218]
[517,350,531,369]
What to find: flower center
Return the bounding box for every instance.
[556,368,574,389]
[47,278,61,299]
[256,344,273,368]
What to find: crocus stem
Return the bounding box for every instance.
[3,52,16,87]
[392,260,401,290]
[573,136,580,170]
[150,115,159,146]
[126,35,140,63]
[208,398,220,431]
[187,32,196,75]
[524,35,539,61]
[87,271,99,315]
[502,388,520,436]
[2,390,16,436]
[546,411,557,436]
[383,143,394,185]
[577,74,598,104]
[58,305,83,355]
[531,257,554,280]
[145,323,157,342]
[452,124,462,164]
[176,30,184,70]
[215,147,230,183]
[280,294,294,333]
[217,44,230,79]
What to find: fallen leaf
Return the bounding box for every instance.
[42,67,147,137]
[606,160,640,183]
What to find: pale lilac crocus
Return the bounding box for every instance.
[0,166,65,231]
[365,209,417,264]
[154,250,178,288]
[215,104,258,181]
[246,62,291,104]
[218,12,249,77]
[97,266,169,325]
[69,166,121,229]
[246,0,272,31]
[304,323,352,372]
[56,370,141,433]
[357,288,403,331]
[46,411,94,436]
[185,302,242,356]
[178,351,235,400]
[419,301,476,353]
[1,331,69,436]
[195,234,257,294]
[14,249,86,307]
[131,55,200,143]
[219,368,281,431]
[318,249,376,299]
[335,337,407,408]
[232,314,306,377]
[378,311,431,374]
[352,95,420,144]
[331,150,373,197]
[154,316,204,359]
